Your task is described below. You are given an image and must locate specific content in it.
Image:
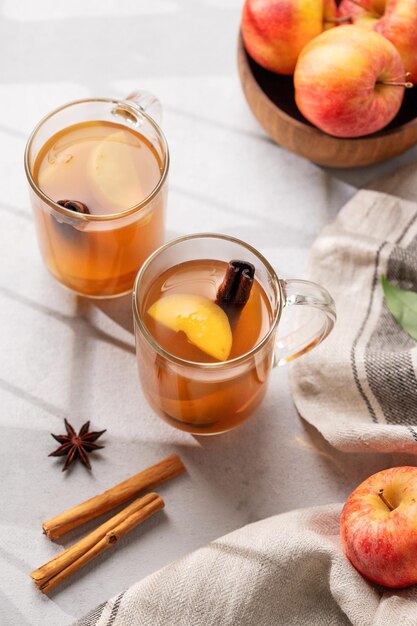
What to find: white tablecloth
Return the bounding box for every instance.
[2,1,417,624]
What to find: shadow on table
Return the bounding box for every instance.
[323,145,417,193]
[178,401,417,528]
[90,292,134,335]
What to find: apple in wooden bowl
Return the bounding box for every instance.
[238,1,417,167]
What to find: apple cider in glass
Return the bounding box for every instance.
[134,234,336,435]
[137,258,274,434]
[31,118,166,297]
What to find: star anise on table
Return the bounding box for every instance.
[49,419,106,471]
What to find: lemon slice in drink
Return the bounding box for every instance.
[89,130,144,211]
[148,294,232,362]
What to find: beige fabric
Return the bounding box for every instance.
[290,189,417,453]
[76,504,417,626]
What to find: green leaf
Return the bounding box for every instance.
[381,274,417,342]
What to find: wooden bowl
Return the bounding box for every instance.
[237,34,417,168]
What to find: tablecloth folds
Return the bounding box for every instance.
[290,188,417,453]
[77,179,417,626]
[76,504,417,626]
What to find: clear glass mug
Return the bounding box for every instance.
[24,93,169,298]
[133,234,336,435]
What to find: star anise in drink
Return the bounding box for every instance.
[49,419,106,471]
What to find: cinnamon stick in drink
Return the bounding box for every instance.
[42,454,185,540]
[32,493,164,593]
[216,259,255,324]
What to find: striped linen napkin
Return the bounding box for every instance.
[290,185,417,453]
[75,504,417,626]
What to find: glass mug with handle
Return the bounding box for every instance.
[24,92,169,298]
[133,234,336,435]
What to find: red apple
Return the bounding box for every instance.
[340,466,417,588]
[294,25,405,137]
[241,0,337,75]
[339,0,417,83]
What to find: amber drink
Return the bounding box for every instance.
[25,98,168,298]
[141,259,273,433]
[133,235,336,435]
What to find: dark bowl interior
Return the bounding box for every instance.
[246,49,417,137]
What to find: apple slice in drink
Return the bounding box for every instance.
[89,130,145,212]
[37,151,76,190]
[148,294,233,362]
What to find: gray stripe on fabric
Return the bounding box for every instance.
[364,219,417,425]
[107,592,125,626]
[351,205,417,424]
[350,242,386,424]
[408,427,417,442]
[365,350,417,424]
[73,602,107,626]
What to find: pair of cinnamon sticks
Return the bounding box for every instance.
[31,454,185,593]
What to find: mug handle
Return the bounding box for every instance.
[274,279,336,366]
[124,91,163,124]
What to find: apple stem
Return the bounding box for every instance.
[378,489,394,511]
[377,80,414,88]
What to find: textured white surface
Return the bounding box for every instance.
[1,1,417,624]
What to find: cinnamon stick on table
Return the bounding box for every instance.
[42,454,185,540]
[32,492,164,594]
